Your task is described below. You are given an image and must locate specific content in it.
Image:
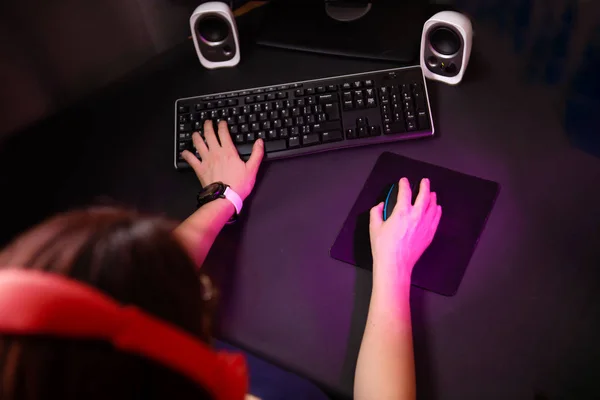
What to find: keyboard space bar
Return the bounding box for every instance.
[236,139,287,156]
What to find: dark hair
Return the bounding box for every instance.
[0,207,215,399]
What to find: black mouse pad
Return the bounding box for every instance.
[330,152,500,296]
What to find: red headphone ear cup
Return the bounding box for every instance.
[0,269,248,400]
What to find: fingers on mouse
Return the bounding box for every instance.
[382,178,425,221]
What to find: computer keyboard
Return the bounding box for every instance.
[174,66,434,169]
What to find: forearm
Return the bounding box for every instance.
[354,263,416,400]
[174,199,235,268]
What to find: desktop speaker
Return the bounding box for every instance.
[420,11,473,85]
[190,2,240,69]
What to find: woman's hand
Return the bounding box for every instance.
[369,177,442,287]
[181,120,264,200]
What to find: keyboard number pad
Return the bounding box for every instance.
[379,83,429,134]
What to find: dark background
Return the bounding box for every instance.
[1,1,600,399]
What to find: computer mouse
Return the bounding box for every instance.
[383,180,419,221]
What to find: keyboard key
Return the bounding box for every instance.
[366,97,376,108]
[355,99,365,109]
[284,118,293,127]
[365,80,374,87]
[407,120,417,131]
[318,94,337,104]
[266,139,287,152]
[418,111,429,129]
[346,128,356,139]
[300,125,311,134]
[342,82,352,90]
[217,100,226,107]
[259,112,268,121]
[306,115,316,124]
[316,113,326,123]
[268,129,278,139]
[343,92,352,102]
[279,127,289,137]
[179,123,191,132]
[252,89,264,94]
[274,119,283,128]
[327,84,337,91]
[290,126,299,136]
[195,103,204,111]
[264,103,273,111]
[324,103,340,120]
[248,114,257,123]
[262,121,272,130]
[356,117,367,127]
[294,89,305,97]
[288,136,300,148]
[343,100,353,110]
[302,133,320,146]
[230,125,238,134]
[257,131,267,140]
[244,96,255,104]
[267,93,276,101]
[251,122,260,132]
[277,85,289,90]
[305,88,315,95]
[368,125,381,136]
[238,115,247,124]
[353,81,362,88]
[206,102,215,109]
[178,105,189,113]
[316,86,326,93]
[384,122,405,135]
[236,143,254,156]
[306,96,316,105]
[269,111,279,119]
[235,134,245,143]
[357,127,368,137]
[256,95,265,102]
[240,124,249,133]
[322,130,343,143]
[276,92,287,99]
[246,133,255,141]
[312,121,342,133]
[353,90,363,99]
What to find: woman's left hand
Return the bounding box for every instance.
[181,120,264,200]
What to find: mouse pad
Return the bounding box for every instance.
[330,152,500,296]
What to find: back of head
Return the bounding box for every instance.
[0,207,214,399]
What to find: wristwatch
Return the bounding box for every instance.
[196,182,243,223]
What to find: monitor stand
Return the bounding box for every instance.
[255,0,433,64]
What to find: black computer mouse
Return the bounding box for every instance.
[383,180,419,221]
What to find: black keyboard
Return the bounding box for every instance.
[174,66,434,169]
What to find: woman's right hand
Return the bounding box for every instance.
[369,177,442,288]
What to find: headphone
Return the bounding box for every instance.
[0,269,247,400]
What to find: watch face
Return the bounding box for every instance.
[204,182,226,197]
[198,182,226,205]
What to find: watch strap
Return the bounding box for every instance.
[223,186,243,215]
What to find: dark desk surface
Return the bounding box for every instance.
[2,23,600,399]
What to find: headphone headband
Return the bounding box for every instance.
[0,269,247,400]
